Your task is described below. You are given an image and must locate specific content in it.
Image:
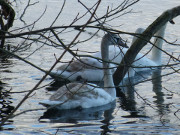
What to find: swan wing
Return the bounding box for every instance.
[40,83,113,109]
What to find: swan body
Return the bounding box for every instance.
[40,83,114,109]
[40,33,116,109]
[54,45,135,81]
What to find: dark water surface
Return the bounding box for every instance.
[0,0,180,134]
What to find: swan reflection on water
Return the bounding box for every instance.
[39,101,116,123]
[118,68,166,119]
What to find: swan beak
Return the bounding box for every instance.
[169,20,175,24]
[117,37,129,48]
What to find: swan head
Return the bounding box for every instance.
[102,33,128,48]
[132,28,145,44]
[135,28,145,34]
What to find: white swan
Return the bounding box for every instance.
[51,24,166,82]
[98,24,166,74]
[51,33,134,82]
[40,33,116,109]
[129,24,166,72]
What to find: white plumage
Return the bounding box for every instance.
[51,34,134,81]
[40,33,117,109]
[51,24,166,81]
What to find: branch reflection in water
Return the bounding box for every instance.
[0,59,15,127]
[118,77,148,118]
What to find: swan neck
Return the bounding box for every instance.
[101,38,116,98]
[132,28,145,44]
[151,24,167,65]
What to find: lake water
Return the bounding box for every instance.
[0,0,180,134]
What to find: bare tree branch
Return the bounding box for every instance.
[0,0,102,127]
[113,5,180,86]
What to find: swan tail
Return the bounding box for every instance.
[48,70,82,82]
[39,100,62,108]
